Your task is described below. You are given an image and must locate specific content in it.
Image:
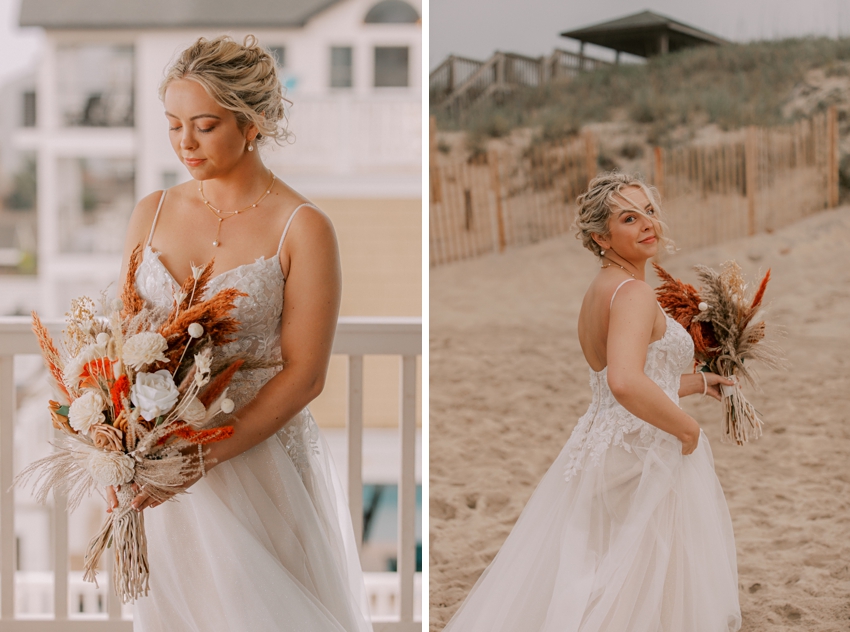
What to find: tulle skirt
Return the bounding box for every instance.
[134,410,372,632]
[444,429,741,632]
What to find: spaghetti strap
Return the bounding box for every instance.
[609,278,636,309]
[276,203,316,255]
[146,190,167,248]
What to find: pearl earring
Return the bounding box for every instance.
[599,249,605,256]
[247,143,254,152]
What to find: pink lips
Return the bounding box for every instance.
[640,235,657,244]
[184,158,206,167]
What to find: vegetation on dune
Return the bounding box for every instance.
[435,37,850,146]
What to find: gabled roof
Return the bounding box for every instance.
[561,10,727,57]
[20,0,344,29]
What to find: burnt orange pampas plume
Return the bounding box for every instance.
[155,288,247,374]
[31,311,71,402]
[199,359,244,407]
[120,243,146,320]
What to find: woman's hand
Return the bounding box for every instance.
[676,416,701,455]
[680,372,736,401]
[105,446,208,514]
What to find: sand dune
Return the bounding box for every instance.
[429,206,850,631]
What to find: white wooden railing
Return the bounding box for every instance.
[0,316,421,632]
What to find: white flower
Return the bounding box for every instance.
[179,396,207,427]
[110,298,124,312]
[63,343,107,389]
[87,450,135,487]
[220,398,235,414]
[191,263,204,280]
[187,323,204,338]
[698,302,709,312]
[130,369,180,421]
[123,332,169,370]
[96,332,110,346]
[174,290,188,306]
[193,351,212,387]
[68,390,106,434]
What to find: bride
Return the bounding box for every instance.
[107,36,372,631]
[442,173,742,631]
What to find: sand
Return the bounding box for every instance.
[429,206,850,631]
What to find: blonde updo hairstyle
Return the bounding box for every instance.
[574,172,674,257]
[159,35,291,145]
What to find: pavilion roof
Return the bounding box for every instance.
[560,10,727,57]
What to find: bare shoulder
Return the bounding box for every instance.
[609,278,657,313]
[285,202,337,247]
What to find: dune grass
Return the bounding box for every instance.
[436,37,850,146]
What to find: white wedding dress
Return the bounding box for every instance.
[132,191,373,632]
[443,280,741,632]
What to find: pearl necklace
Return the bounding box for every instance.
[601,256,636,278]
[198,172,276,247]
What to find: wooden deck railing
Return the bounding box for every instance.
[0,316,421,631]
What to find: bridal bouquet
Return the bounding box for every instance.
[653,261,784,445]
[16,244,256,603]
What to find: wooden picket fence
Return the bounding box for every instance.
[429,107,839,267]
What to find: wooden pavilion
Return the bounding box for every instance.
[561,10,727,62]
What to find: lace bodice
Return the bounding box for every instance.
[563,311,695,481]
[133,193,320,475]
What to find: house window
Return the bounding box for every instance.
[56,45,134,127]
[374,47,408,87]
[22,92,36,127]
[57,157,135,253]
[269,46,286,68]
[330,47,353,88]
[364,0,419,23]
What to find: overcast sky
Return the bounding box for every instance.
[430,0,850,68]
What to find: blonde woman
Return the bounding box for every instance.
[442,174,741,631]
[109,36,372,632]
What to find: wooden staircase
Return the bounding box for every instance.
[430,49,610,117]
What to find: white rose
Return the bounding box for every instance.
[87,450,135,487]
[63,343,107,389]
[130,369,179,421]
[187,323,204,338]
[122,332,169,370]
[180,396,207,428]
[68,390,106,434]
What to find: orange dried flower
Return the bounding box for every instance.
[110,375,130,417]
[79,358,114,390]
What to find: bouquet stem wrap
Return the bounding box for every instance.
[83,485,150,603]
[719,377,763,445]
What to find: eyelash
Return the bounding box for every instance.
[624,209,654,223]
[168,126,215,133]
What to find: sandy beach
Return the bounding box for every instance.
[429,206,850,631]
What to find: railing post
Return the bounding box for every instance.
[53,487,68,620]
[347,355,364,550]
[745,126,758,236]
[828,105,839,208]
[1,356,15,620]
[488,150,507,253]
[397,356,416,623]
[654,146,665,198]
